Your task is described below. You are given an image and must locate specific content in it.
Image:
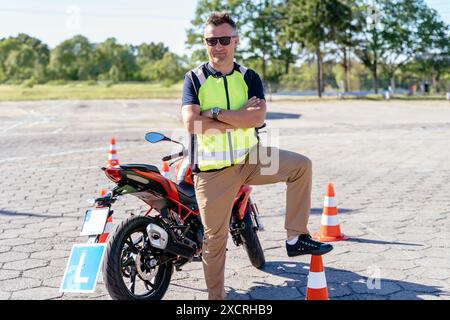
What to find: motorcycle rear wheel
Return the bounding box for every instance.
[103,215,173,300]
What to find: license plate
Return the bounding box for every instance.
[80,207,110,236]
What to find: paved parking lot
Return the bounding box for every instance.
[0,98,449,300]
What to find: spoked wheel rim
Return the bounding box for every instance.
[119,228,167,298]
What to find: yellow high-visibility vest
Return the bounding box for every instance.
[190,63,259,171]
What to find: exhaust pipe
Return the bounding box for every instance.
[147,224,169,250]
[146,223,197,258]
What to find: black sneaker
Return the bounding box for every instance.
[286,234,333,257]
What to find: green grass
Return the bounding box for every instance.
[269,93,449,102]
[363,94,448,101]
[0,82,183,101]
[0,82,447,102]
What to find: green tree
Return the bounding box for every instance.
[354,0,447,94]
[0,34,49,83]
[15,33,50,65]
[94,38,138,82]
[410,6,450,92]
[136,42,169,65]
[241,0,281,82]
[353,0,383,93]
[279,61,317,91]
[0,67,6,83]
[136,42,169,80]
[274,0,298,75]
[331,0,362,92]
[144,52,188,86]
[288,0,352,97]
[379,0,435,92]
[49,35,96,80]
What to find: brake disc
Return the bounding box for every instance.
[134,251,157,281]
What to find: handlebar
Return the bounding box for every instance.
[256,123,267,130]
[161,150,186,162]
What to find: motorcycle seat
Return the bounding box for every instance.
[176,181,196,198]
[120,164,160,174]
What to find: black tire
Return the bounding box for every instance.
[102,215,173,300]
[240,205,265,269]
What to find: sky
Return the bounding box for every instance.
[0,0,449,56]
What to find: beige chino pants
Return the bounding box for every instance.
[194,144,312,300]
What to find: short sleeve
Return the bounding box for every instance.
[181,73,200,106]
[245,70,265,100]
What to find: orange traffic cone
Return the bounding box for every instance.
[99,188,108,197]
[107,137,119,168]
[314,182,348,242]
[97,188,113,243]
[161,161,171,179]
[306,255,329,300]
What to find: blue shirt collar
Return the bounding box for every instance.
[206,62,237,77]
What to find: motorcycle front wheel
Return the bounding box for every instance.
[240,205,266,269]
[102,215,173,300]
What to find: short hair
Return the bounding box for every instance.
[205,12,237,31]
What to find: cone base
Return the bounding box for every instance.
[306,286,329,300]
[306,293,329,300]
[313,232,348,242]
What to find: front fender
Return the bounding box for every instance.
[234,185,252,220]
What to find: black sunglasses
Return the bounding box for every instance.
[204,36,237,46]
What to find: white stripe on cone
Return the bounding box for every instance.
[108,154,118,160]
[109,145,117,151]
[320,215,340,226]
[103,222,114,233]
[323,196,337,207]
[307,271,327,289]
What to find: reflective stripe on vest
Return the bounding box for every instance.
[198,146,251,161]
[194,67,207,86]
[193,63,258,171]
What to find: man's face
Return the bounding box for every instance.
[203,23,239,65]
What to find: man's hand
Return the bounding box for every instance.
[187,97,265,131]
[200,97,263,119]
[243,96,263,111]
[201,109,213,119]
[217,96,266,128]
[182,104,235,135]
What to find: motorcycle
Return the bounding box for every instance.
[89,131,266,300]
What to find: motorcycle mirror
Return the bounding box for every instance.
[145,132,169,143]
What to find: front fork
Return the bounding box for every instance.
[248,194,265,231]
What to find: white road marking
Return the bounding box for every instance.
[0,101,69,134]
[0,122,28,134]
[19,166,99,172]
[0,128,151,137]
[52,127,64,134]
[0,147,105,164]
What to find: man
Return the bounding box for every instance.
[181,12,333,300]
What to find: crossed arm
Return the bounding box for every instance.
[181,97,266,134]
